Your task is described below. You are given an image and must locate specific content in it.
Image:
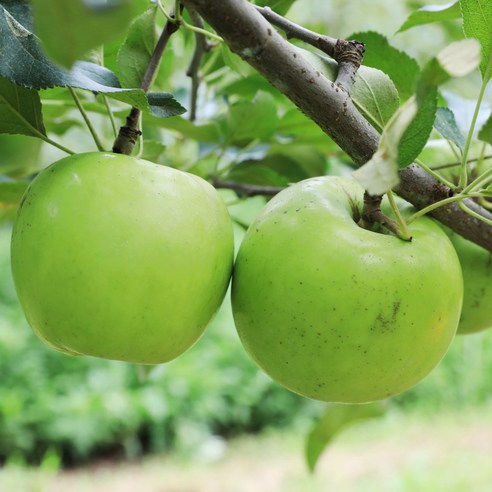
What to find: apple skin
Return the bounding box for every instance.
[446,230,492,335]
[11,152,234,364]
[231,176,463,403]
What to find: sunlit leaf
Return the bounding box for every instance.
[30,0,142,68]
[397,1,461,33]
[116,6,157,89]
[460,0,492,81]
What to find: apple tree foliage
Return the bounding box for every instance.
[1,0,492,470]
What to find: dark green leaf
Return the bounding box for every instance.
[0,77,45,137]
[147,93,186,118]
[461,0,492,81]
[434,107,466,151]
[478,114,492,145]
[398,88,438,168]
[348,31,420,100]
[305,403,385,473]
[30,0,142,68]
[0,2,158,111]
[397,1,461,33]
[116,6,157,89]
[399,39,480,167]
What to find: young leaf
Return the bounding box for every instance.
[116,6,157,89]
[397,1,461,33]
[434,107,466,151]
[305,403,385,473]
[348,31,420,101]
[460,0,492,81]
[30,0,142,68]
[478,114,492,146]
[0,77,46,137]
[352,66,399,132]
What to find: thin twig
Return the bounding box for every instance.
[213,179,285,197]
[254,5,337,56]
[255,5,364,92]
[186,9,212,121]
[431,155,492,171]
[112,7,183,155]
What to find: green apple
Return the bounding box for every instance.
[231,176,463,403]
[11,152,234,364]
[446,230,492,335]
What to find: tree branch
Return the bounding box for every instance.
[181,0,379,166]
[112,10,182,155]
[181,0,492,252]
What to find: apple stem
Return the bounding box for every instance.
[359,191,412,241]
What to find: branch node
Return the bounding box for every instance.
[333,39,365,93]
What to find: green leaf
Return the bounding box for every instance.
[299,49,399,131]
[227,146,328,186]
[400,39,480,168]
[397,1,461,33]
[460,0,492,81]
[147,93,186,118]
[478,114,492,145]
[277,108,338,150]
[348,31,420,100]
[143,115,222,143]
[354,39,480,194]
[116,6,157,89]
[30,0,142,68]
[254,0,297,16]
[434,107,466,151]
[305,403,385,473]
[398,88,438,168]
[220,91,279,145]
[0,77,45,137]
[0,2,163,112]
[0,177,29,207]
[354,97,419,194]
[352,66,399,132]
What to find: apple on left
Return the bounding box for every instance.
[11,152,234,364]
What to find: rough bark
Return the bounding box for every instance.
[181,0,492,252]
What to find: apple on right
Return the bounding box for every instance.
[446,229,492,335]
